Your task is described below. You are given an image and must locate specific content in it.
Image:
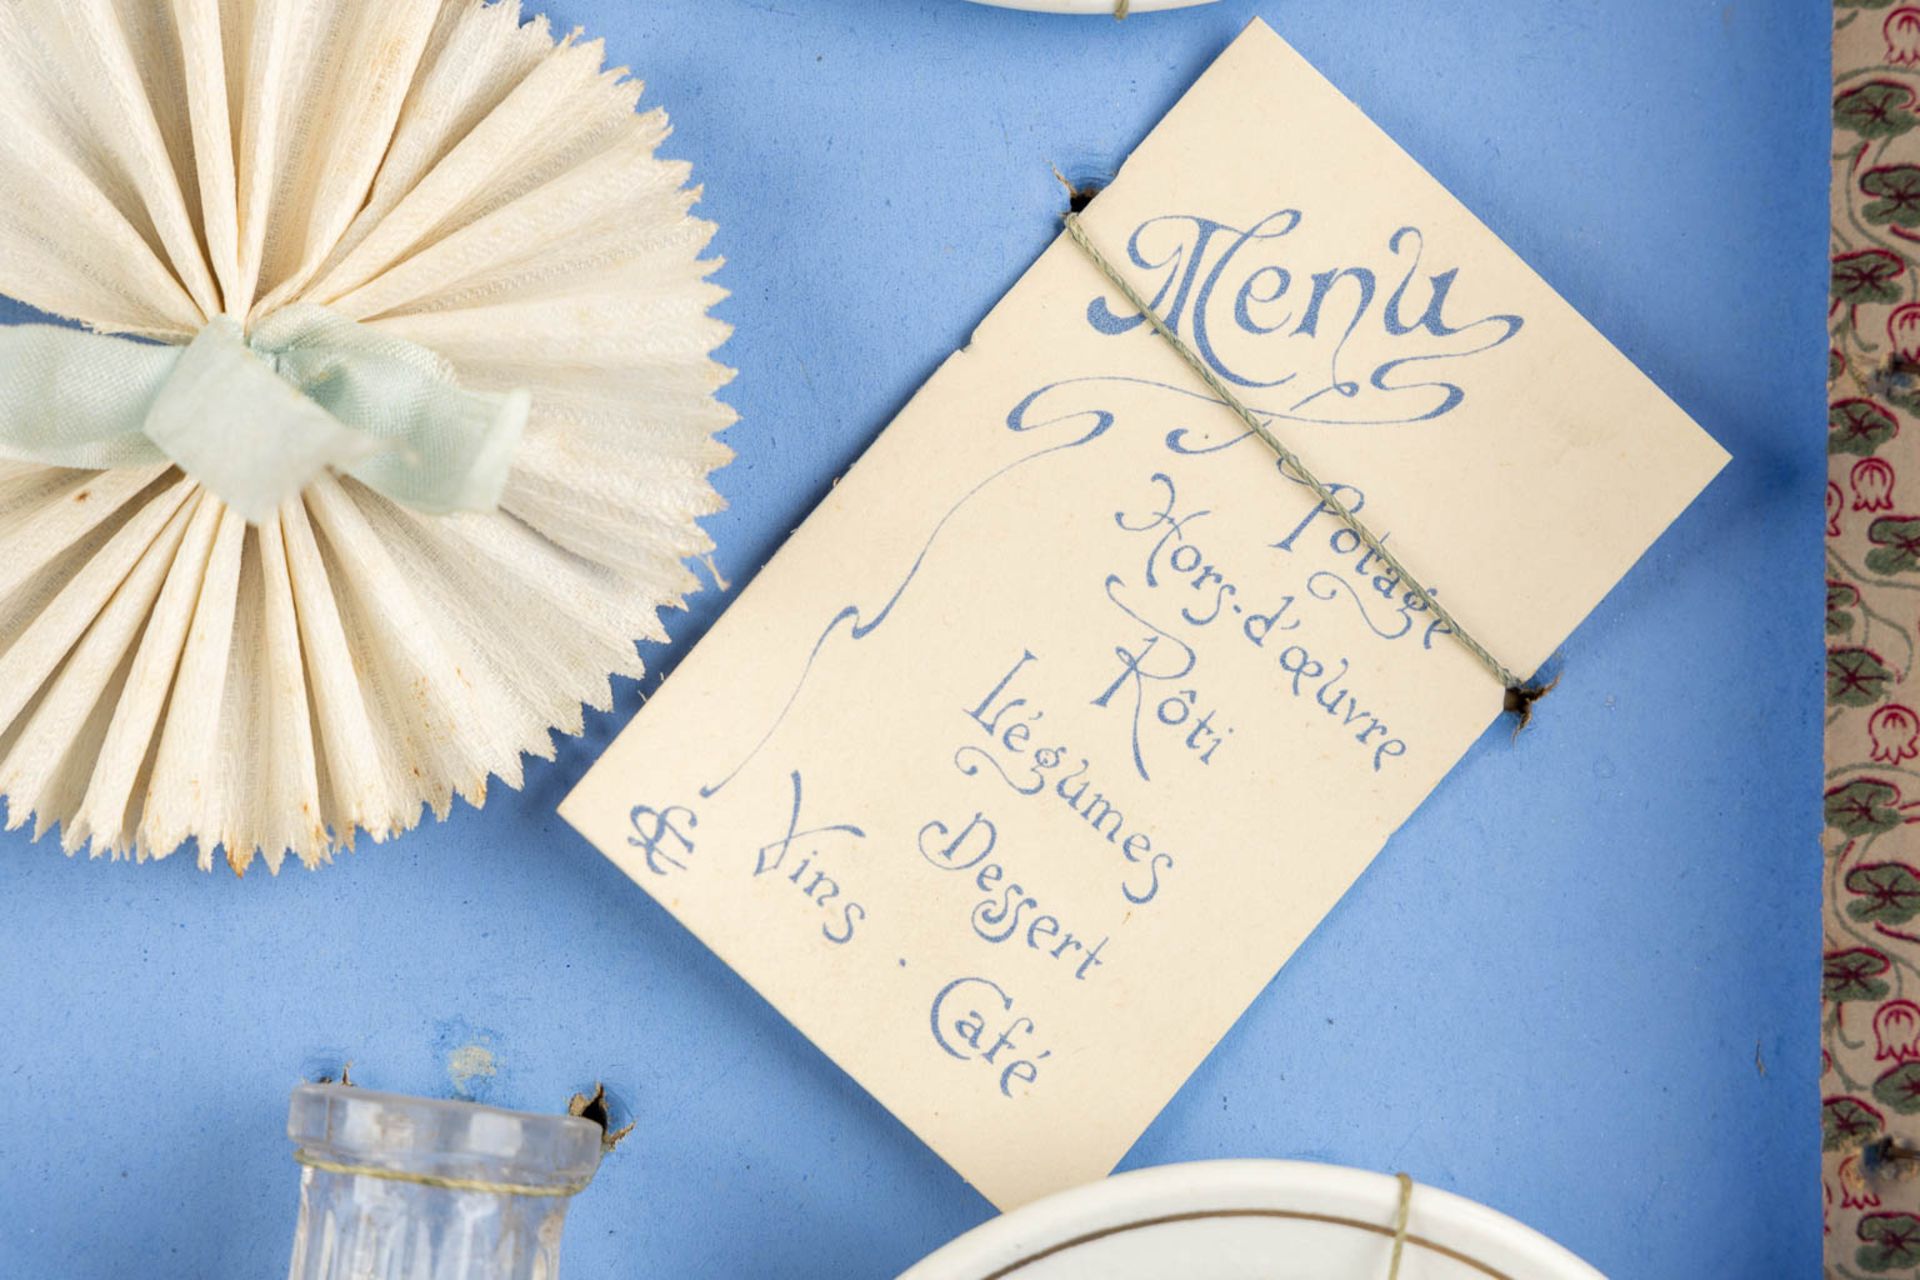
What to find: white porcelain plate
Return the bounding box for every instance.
[899,1161,1606,1280]
[962,0,1220,13]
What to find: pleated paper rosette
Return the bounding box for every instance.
[0,1,734,872]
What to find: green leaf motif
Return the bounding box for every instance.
[1832,580,1862,636]
[1834,398,1901,457]
[1876,1062,1920,1114]
[1832,648,1899,708]
[1850,863,1920,925]
[1865,166,1920,229]
[1870,516,1920,575]
[1840,82,1920,139]
[1827,1095,1887,1152]
[1860,1213,1920,1274]
[1829,946,1895,1003]
[1836,250,1908,307]
[1840,0,1899,8]
[1829,778,1907,836]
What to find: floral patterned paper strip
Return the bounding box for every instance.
[1824,4,1920,1273]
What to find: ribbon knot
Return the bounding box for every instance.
[0,304,528,524]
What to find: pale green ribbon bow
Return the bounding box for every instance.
[0,304,528,524]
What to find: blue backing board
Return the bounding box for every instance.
[0,1,1826,1276]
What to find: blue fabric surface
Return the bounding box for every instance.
[0,1,1826,1276]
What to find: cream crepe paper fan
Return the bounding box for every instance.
[0,1,733,873]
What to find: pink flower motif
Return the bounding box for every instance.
[1891,300,1920,359]
[1893,8,1920,65]
[1832,481,1847,537]
[1855,456,1899,512]
[1842,1154,1883,1210]
[1877,998,1920,1061]
[1872,707,1920,766]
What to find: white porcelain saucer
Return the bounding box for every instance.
[898,1161,1605,1279]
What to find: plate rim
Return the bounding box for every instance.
[959,0,1221,14]
[897,1160,1607,1280]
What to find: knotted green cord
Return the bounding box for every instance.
[1061,211,1542,708]
[1387,1171,1413,1278]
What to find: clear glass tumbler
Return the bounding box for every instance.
[285,1083,603,1280]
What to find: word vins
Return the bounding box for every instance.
[628,770,869,946]
[753,771,868,944]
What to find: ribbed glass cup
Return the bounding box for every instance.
[285,1084,603,1280]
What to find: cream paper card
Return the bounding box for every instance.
[561,19,1728,1209]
